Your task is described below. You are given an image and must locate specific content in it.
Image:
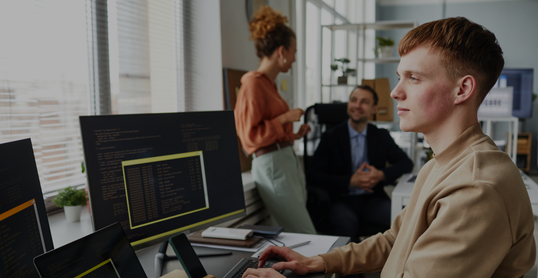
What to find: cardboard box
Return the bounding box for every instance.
[361,78,393,122]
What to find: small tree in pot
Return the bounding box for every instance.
[330,58,356,85]
[374,36,395,58]
[52,186,88,222]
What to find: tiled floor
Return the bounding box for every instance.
[362,175,538,278]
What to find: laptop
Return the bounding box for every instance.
[34,223,147,278]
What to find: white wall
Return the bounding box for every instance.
[220,0,296,109]
[184,0,224,111]
[220,0,260,71]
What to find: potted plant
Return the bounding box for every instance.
[375,36,395,58]
[330,58,356,85]
[52,186,88,222]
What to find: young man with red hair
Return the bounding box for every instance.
[243,17,536,278]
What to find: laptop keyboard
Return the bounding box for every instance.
[224,258,281,278]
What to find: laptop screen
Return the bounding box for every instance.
[34,223,147,278]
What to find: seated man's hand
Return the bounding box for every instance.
[242,268,285,278]
[350,162,385,192]
[257,246,325,275]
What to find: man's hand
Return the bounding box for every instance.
[242,268,285,278]
[277,108,305,125]
[349,162,385,192]
[255,246,325,275]
[294,124,311,139]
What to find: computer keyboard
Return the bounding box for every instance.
[223,258,282,278]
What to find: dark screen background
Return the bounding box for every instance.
[34,223,145,278]
[0,139,54,278]
[79,111,245,248]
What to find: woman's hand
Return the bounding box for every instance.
[277,108,305,125]
[294,124,311,139]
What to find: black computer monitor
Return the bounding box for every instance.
[498,68,534,118]
[79,111,246,251]
[0,138,54,277]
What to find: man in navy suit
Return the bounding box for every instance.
[307,85,413,242]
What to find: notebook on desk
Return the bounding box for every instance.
[34,222,147,278]
[188,229,262,247]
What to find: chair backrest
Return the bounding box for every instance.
[303,103,348,174]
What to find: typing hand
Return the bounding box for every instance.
[242,268,284,278]
[256,246,324,275]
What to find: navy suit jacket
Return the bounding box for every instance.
[306,121,413,199]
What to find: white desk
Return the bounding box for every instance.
[48,207,348,278]
[478,117,519,163]
[391,174,416,223]
[391,172,538,223]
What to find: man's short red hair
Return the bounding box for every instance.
[399,17,504,106]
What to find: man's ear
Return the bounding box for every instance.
[454,75,476,104]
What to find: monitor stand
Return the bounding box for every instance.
[154,241,176,278]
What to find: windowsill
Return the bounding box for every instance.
[48,172,260,248]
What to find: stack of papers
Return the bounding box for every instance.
[189,232,339,257]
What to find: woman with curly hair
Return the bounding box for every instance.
[234,6,316,234]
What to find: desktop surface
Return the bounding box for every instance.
[163,239,349,278]
[48,206,349,278]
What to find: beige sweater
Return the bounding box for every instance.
[320,124,536,277]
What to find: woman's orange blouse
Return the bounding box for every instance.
[234,71,294,155]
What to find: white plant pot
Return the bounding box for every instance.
[64,205,82,222]
[379,46,394,58]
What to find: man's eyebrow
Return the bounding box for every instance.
[397,70,428,77]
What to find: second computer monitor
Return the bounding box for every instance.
[80,111,246,250]
[0,138,54,277]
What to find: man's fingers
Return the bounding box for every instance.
[357,162,367,172]
[243,268,283,278]
[273,261,303,275]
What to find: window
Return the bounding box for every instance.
[0,0,90,194]
[0,0,187,194]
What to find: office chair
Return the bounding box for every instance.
[303,102,387,240]
[303,103,347,231]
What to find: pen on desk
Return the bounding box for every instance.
[288,241,310,249]
[196,252,233,258]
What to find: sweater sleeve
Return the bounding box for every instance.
[318,206,406,275]
[319,185,524,277]
[234,78,287,154]
[399,185,522,277]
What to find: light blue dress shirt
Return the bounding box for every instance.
[347,121,371,195]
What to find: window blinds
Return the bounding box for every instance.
[0,0,90,194]
[0,0,187,194]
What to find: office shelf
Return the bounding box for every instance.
[479,117,518,163]
[320,20,417,162]
[358,57,401,63]
[517,132,532,172]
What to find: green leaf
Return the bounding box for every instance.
[52,186,88,208]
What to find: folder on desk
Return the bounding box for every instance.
[188,229,261,248]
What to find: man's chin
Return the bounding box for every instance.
[350,116,369,125]
[399,121,418,133]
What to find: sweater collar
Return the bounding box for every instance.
[432,123,487,166]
